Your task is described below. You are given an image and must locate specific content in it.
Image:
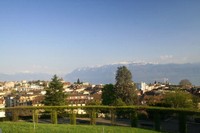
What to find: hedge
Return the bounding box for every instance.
[2,105,200,133]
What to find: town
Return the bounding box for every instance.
[0,66,200,133]
[0,76,199,118]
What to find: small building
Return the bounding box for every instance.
[67,94,94,114]
[136,82,154,92]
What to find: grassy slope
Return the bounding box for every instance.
[0,122,159,133]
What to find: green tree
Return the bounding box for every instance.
[179,79,192,88]
[192,95,200,109]
[43,75,67,106]
[77,78,80,84]
[78,78,80,84]
[102,84,115,105]
[162,90,194,108]
[114,66,137,105]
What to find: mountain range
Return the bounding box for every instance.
[0,62,200,85]
[64,62,200,85]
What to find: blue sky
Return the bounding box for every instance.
[0,0,200,75]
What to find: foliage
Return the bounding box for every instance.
[87,97,101,106]
[130,110,138,127]
[114,98,130,118]
[143,95,164,106]
[162,90,194,108]
[115,66,137,105]
[101,84,115,105]
[178,112,187,133]
[5,105,200,114]
[4,105,200,133]
[51,110,57,124]
[77,78,81,84]
[192,95,200,109]
[153,112,161,131]
[90,109,96,125]
[12,110,19,122]
[114,98,126,106]
[70,112,76,125]
[179,79,192,87]
[32,110,38,123]
[101,66,137,106]
[43,75,67,106]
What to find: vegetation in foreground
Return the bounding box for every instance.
[0,122,159,133]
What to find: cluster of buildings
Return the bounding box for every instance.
[0,80,103,116]
[0,79,199,117]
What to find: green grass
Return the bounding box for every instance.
[0,122,159,133]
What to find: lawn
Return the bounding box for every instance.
[0,122,159,133]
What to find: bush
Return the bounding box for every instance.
[70,113,76,125]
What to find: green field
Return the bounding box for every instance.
[0,122,159,133]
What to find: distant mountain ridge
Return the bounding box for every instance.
[65,63,200,85]
[0,73,52,81]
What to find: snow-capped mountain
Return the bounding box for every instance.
[1,62,200,85]
[65,62,200,85]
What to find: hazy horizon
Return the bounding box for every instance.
[1,1,200,75]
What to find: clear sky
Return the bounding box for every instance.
[1,0,200,75]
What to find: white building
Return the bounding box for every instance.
[75,87,86,93]
[30,84,44,90]
[64,88,73,93]
[136,82,154,92]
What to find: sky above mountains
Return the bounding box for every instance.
[1,0,200,75]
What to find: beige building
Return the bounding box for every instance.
[4,82,15,89]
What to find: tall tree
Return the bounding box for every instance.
[114,66,137,105]
[102,84,115,105]
[77,78,81,84]
[43,75,67,106]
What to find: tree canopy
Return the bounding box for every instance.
[77,78,81,84]
[179,79,192,88]
[43,75,67,106]
[162,90,194,108]
[102,66,137,106]
[114,66,137,105]
[102,84,115,105]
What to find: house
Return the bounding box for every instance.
[75,87,86,93]
[30,84,44,90]
[63,82,71,89]
[64,88,73,93]
[4,81,15,89]
[67,94,94,114]
[67,94,94,106]
[32,95,44,106]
